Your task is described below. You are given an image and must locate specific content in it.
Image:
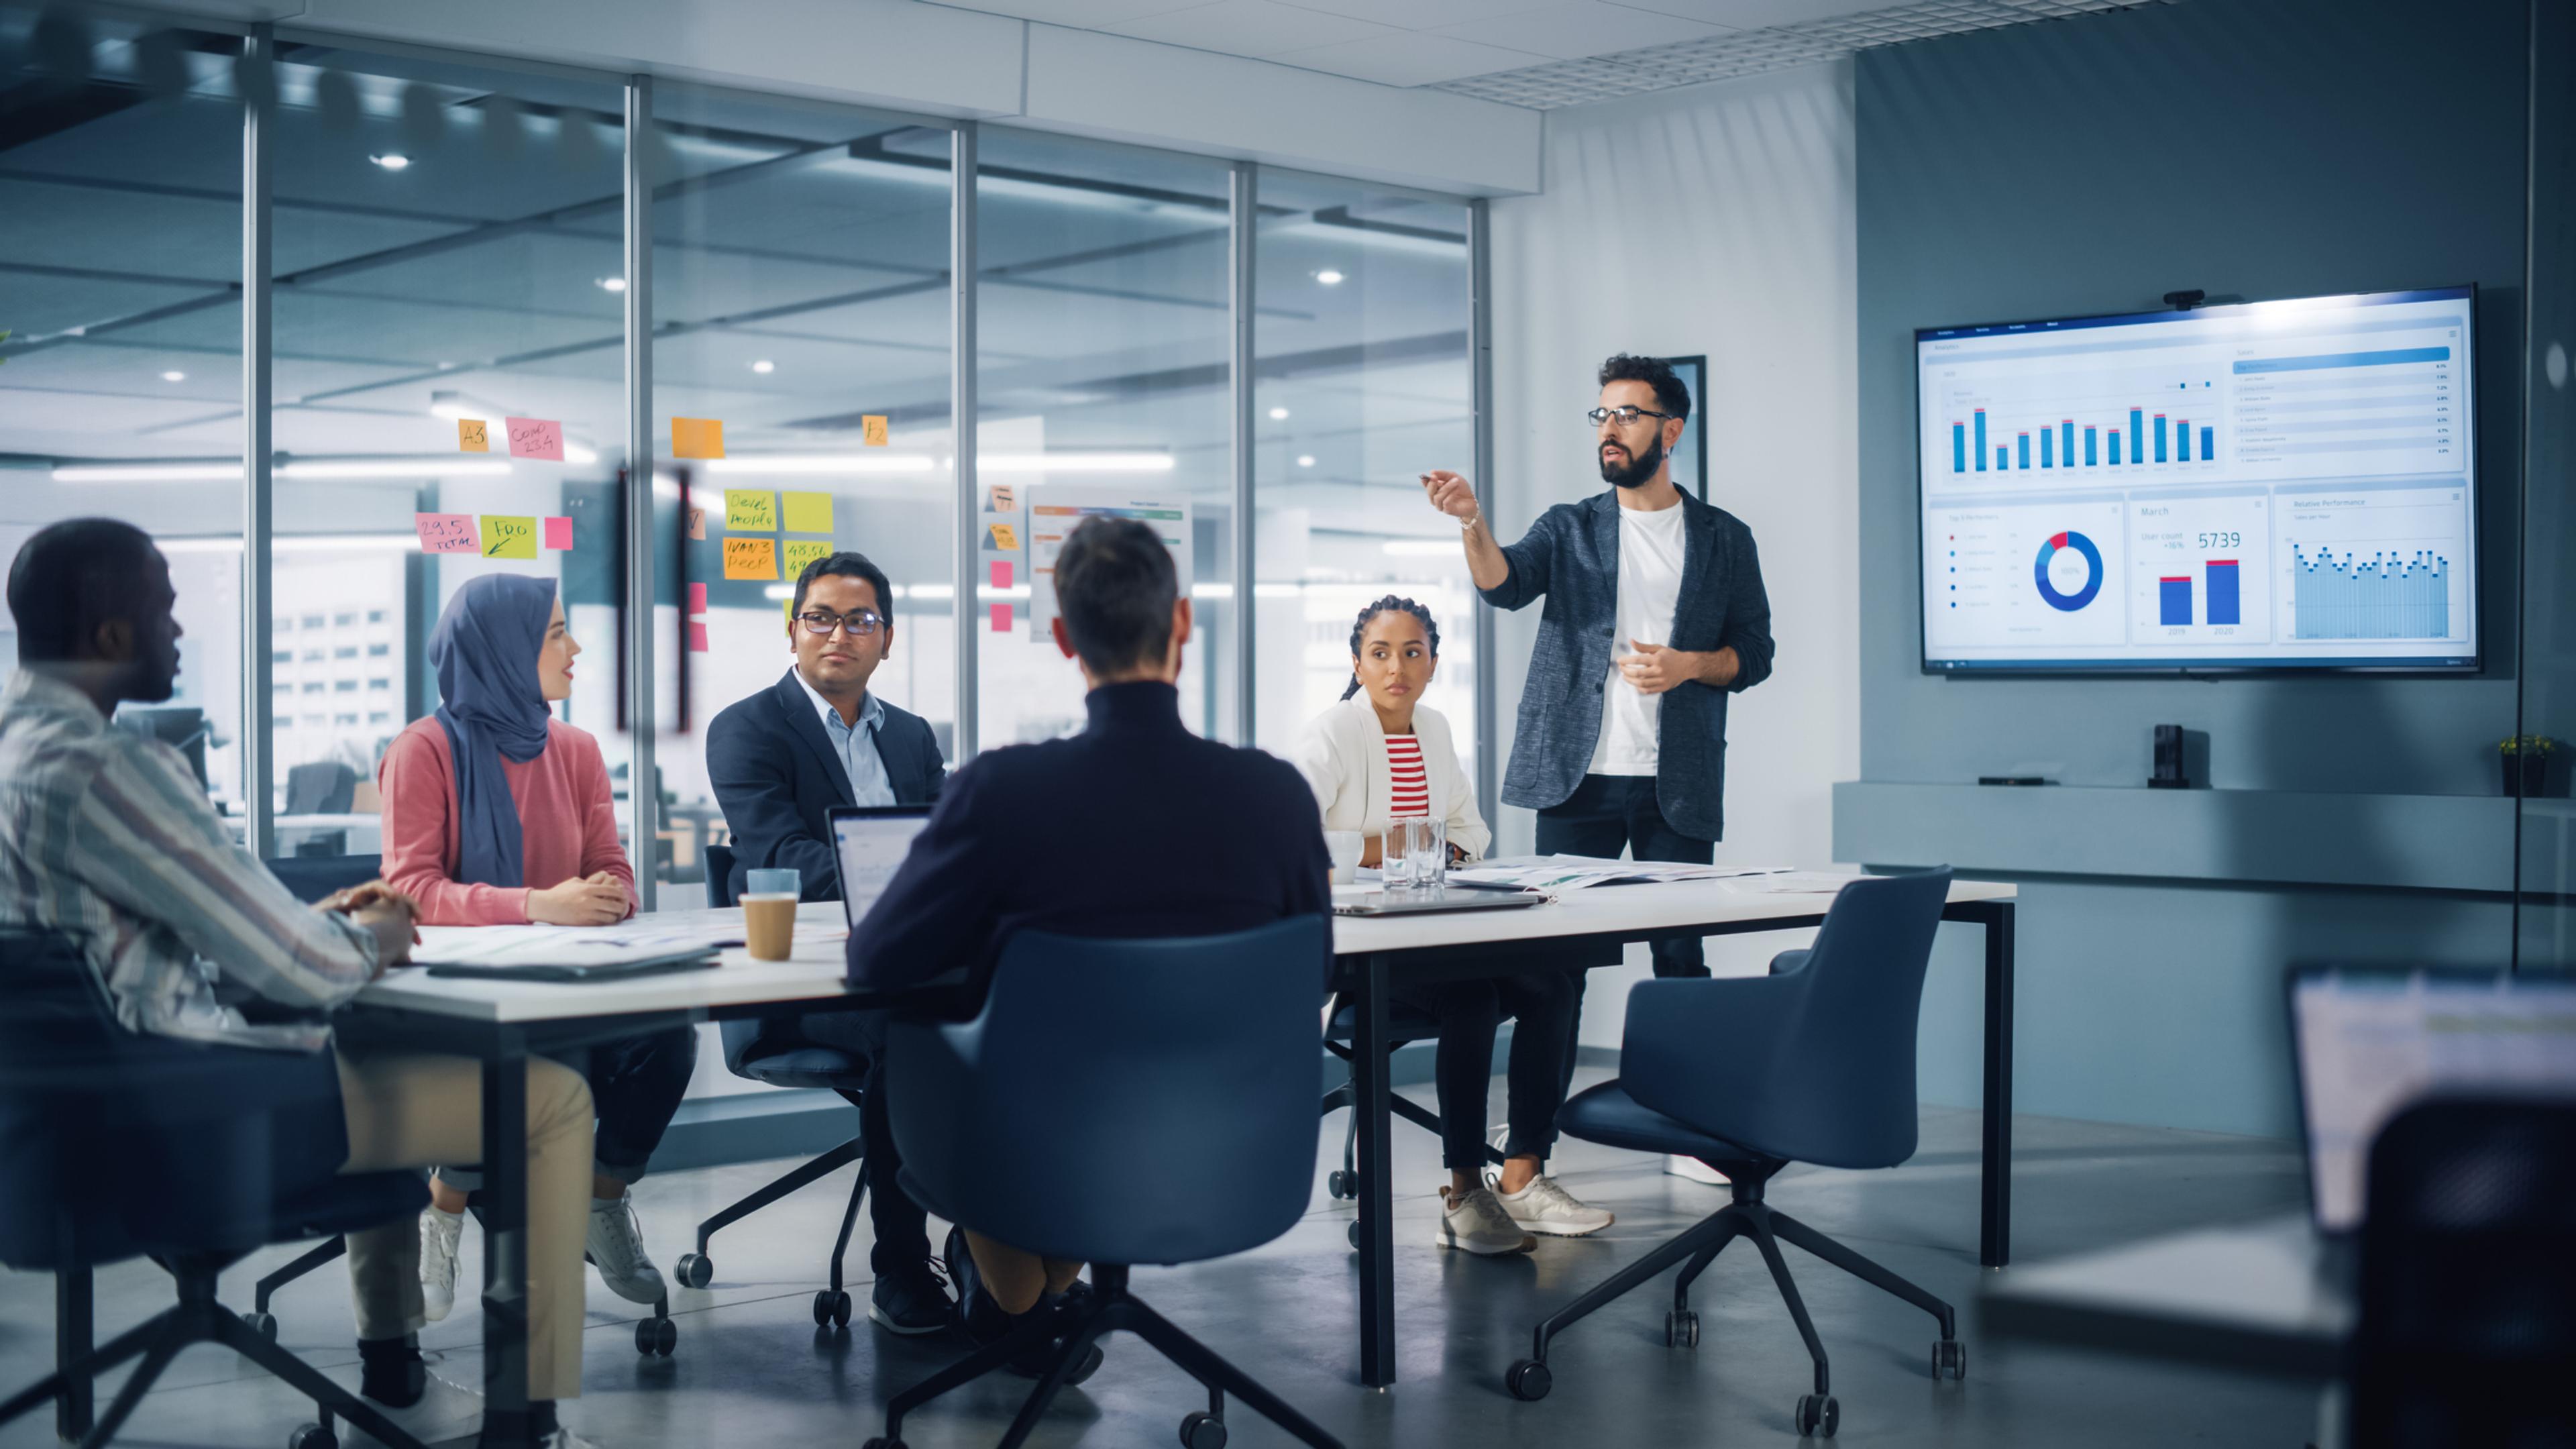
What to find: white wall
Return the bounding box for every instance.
[1485,62,1860,1046]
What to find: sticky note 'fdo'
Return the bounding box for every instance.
[723,537,778,580]
[985,522,1019,551]
[458,419,490,453]
[542,516,573,551]
[782,539,833,580]
[724,490,777,532]
[672,417,726,460]
[480,515,539,559]
[504,417,564,461]
[782,492,834,533]
[415,514,478,553]
[861,415,890,447]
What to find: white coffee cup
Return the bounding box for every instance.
[1324,830,1363,885]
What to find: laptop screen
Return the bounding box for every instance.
[2290,969,2576,1233]
[828,806,932,931]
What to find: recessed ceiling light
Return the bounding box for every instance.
[595,276,627,293]
[1315,269,1344,286]
[160,370,186,382]
[1267,406,1289,421]
[751,360,775,374]
[368,153,410,171]
[1296,455,1316,468]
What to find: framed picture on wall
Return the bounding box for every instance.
[1658,354,1709,501]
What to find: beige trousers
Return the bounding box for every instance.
[964,1230,1085,1317]
[333,1048,594,1401]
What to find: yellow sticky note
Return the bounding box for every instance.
[861,415,890,447]
[782,539,833,579]
[479,515,537,559]
[782,492,834,533]
[723,537,777,580]
[672,417,726,460]
[458,418,489,453]
[986,522,1018,551]
[723,489,776,532]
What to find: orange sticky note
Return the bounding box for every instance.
[672,417,726,460]
[986,522,1018,551]
[989,603,1012,633]
[861,415,889,447]
[458,419,489,453]
[686,506,707,541]
[722,537,776,580]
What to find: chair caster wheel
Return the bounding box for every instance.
[1666,1309,1699,1347]
[1179,1409,1229,1448]
[1505,1359,1552,1401]
[1346,1220,1360,1250]
[1933,1337,1966,1380]
[287,1423,337,1449]
[1326,1169,1354,1199]
[814,1289,853,1327]
[1794,1393,1839,1437]
[245,1310,278,1340]
[674,1252,712,1289]
[635,1316,677,1356]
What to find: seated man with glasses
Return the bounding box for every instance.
[707,549,952,1336]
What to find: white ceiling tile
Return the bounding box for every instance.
[922,0,1205,25]
[1271,30,1554,85]
[1107,0,1401,57]
[1273,0,1550,29]
[1434,1,1727,59]
[1601,0,1898,27]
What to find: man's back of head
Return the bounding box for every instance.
[1052,517,1183,684]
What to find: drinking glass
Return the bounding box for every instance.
[1403,816,1448,890]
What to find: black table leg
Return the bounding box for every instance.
[1979,902,2015,1269]
[55,1264,91,1442]
[482,1030,533,1443]
[1353,953,1395,1388]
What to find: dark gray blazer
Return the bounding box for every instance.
[706,669,945,903]
[1481,490,1774,842]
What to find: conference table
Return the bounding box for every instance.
[350,872,2019,1430]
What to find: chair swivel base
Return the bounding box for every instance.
[0,1253,435,1449]
[863,1264,1346,1449]
[1504,1171,1964,1438]
[676,1134,867,1333]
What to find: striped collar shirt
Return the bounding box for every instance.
[1383,733,1430,818]
[0,669,380,1052]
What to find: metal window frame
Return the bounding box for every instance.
[1468,197,1497,822]
[953,120,981,765]
[1231,161,1258,745]
[241,21,276,861]
[623,73,658,910]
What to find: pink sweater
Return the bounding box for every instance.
[376,716,637,926]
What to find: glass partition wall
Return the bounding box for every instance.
[2518,0,2575,973]
[0,8,1489,906]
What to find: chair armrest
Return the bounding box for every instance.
[1768,949,1811,977]
[1617,973,1811,1141]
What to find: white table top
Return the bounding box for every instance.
[1980,1212,2351,1360]
[354,873,2016,1025]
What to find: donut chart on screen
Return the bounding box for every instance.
[2033,530,2104,611]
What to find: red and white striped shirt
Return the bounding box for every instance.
[1383,734,1430,818]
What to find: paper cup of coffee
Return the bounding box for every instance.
[743,894,798,961]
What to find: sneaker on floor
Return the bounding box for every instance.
[534,1430,602,1449]
[584,1195,667,1305]
[1489,1174,1615,1237]
[1435,1185,1536,1256]
[870,1255,957,1336]
[1665,1154,1731,1187]
[419,1205,465,1323]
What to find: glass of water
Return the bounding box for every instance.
[1384,818,1446,892]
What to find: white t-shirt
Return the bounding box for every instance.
[1587,498,1688,776]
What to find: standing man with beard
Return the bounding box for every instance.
[1421,354,1773,1126]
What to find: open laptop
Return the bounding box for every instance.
[2288,966,2576,1242]
[828,804,934,930]
[1333,887,1544,918]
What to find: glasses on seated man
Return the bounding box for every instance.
[796,607,884,638]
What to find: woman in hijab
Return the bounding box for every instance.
[378,574,692,1321]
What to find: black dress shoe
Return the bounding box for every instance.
[947,1228,1104,1385]
[868,1256,955,1336]
[358,1334,427,1407]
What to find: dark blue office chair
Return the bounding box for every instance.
[2351,1097,2576,1448]
[1317,999,1506,1230]
[864,920,1346,1449]
[0,928,434,1449]
[670,841,875,1329]
[1505,869,1964,1438]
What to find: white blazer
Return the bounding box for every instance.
[1290,696,1491,863]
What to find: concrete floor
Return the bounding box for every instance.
[0,1071,2322,1448]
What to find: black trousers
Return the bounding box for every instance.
[1535,773,1718,1098]
[804,1009,931,1273]
[440,1025,697,1189]
[1391,969,1578,1173]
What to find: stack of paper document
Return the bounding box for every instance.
[413,919,747,968]
[1445,856,1788,893]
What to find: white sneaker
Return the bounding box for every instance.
[1435,1185,1536,1256]
[584,1195,667,1305]
[1489,1174,1615,1237]
[1666,1154,1731,1187]
[419,1206,464,1323]
[536,1429,603,1449]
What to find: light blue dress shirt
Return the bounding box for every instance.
[792,669,897,806]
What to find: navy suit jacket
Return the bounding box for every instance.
[708,669,945,903]
[845,681,1335,998]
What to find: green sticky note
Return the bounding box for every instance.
[782,491,834,533]
[479,515,538,559]
[782,538,833,580]
[723,489,776,532]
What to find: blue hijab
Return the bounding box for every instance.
[428,574,558,890]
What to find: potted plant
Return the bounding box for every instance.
[2502,735,2555,798]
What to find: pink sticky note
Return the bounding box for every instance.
[542,516,572,550]
[413,513,477,553]
[687,582,707,614]
[688,621,709,653]
[504,417,564,462]
[989,560,1012,589]
[989,603,1012,633]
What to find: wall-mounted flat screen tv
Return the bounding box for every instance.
[1917,285,2477,674]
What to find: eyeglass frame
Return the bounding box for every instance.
[1587,405,1680,427]
[793,608,887,638]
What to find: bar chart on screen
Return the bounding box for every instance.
[1938,370,2224,478]
[2277,488,2469,643]
[2128,493,2270,644]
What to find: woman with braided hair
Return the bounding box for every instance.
[1290,596,1613,1256]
